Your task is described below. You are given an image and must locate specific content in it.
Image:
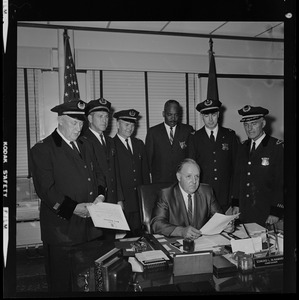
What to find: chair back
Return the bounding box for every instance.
[137,182,172,234]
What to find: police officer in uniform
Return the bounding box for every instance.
[188,99,239,212]
[30,100,106,293]
[113,109,150,236]
[231,105,284,226]
[80,98,124,207]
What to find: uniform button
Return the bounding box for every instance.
[111,178,114,182]
[88,178,91,181]
[247,172,251,176]
[213,152,216,154]
[214,177,218,180]
[134,187,137,190]
[111,190,114,193]
[246,194,249,198]
[247,183,250,186]
[248,161,251,165]
[134,178,136,181]
[84,165,87,168]
[133,169,136,172]
[89,192,93,195]
[214,168,217,172]
[214,160,216,163]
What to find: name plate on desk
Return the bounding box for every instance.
[173,251,213,276]
[254,255,284,268]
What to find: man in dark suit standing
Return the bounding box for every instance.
[80,98,124,207]
[145,99,194,184]
[188,99,239,212]
[30,100,106,292]
[113,109,150,236]
[150,158,233,239]
[231,105,284,226]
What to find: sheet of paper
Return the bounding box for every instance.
[231,236,262,254]
[200,213,240,235]
[87,202,130,231]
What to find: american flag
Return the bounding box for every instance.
[63,30,80,102]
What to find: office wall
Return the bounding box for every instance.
[17,26,284,141]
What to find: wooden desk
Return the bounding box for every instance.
[71,235,284,293]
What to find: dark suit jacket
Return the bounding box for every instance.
[231,134,284,225]
[188,126,239,211]
[113,135,150,213]
[145,122,194,183]
[150,182,222,236]
[80,128,124,204]
[29,129,106,246]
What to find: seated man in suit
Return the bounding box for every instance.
[150,158,233,239]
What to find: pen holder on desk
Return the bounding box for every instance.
[183,238,194,252]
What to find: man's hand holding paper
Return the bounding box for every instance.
[200,213,240,235]
[87,202,130,231]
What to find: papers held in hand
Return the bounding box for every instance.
[87,202,130,231]
[200,213,240,235]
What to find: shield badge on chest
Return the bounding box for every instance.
[261,157,270,166]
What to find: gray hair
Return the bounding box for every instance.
[176,158,200,173]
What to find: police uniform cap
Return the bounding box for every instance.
[196,99,222,114]
[113,109,139,123]
[86,97,111,115]
[238,105,269,122]
[51,100,86,121]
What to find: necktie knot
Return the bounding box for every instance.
[100,133,106,146]
[250,141,256,156]
[125,138,133,155]
[70,141,82,158]
[210,130,215,143]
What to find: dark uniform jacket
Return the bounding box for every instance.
[113,135,150,213]
[145,122,194,183]
[231,134,284,225]
[29,129,106,246]
[150,182,222,236]
[188,126,239,212]
[80,128,124,204]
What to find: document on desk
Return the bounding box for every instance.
[200,213,240,235]
[87,202,130,231]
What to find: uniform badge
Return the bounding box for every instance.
[204,99,212,106]
[261,157,269,166]
[99,98,107,105]
[222,143,229,150]
[129,110,136,116]
[77,101,86,110]
[179,141,187,149]
[242,105,251,112]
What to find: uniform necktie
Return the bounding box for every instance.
[187,194,193,225]
[210,130,215,143]
[125,138,133,155]
[70,141,82,158]
[169,127,174,145]
[100,133,106,147]
[250,141,256,155]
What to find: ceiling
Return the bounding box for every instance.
[20,21,284,41]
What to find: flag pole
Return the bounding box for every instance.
[58,29,65,104]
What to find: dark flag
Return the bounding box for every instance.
[206,38,219,101]
[63,29,80,102]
